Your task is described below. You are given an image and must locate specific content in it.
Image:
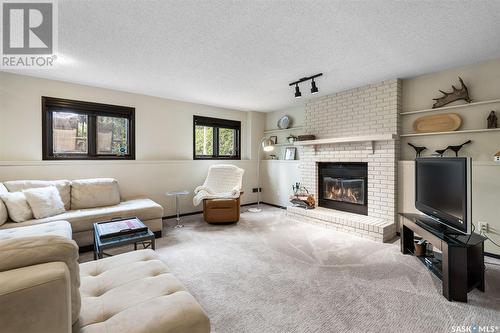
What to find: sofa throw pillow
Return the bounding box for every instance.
[0,183,8,225]
[3,180,71,210]
[71,178,121,210]
[23,186,66,219]
[0,192,34,223]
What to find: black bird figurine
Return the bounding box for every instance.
[435,147,448,157]
[447,140,472,157]
[408,143,427,158]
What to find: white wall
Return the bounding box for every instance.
[0,72,265,215]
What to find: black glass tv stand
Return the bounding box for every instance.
[400,213,486,302]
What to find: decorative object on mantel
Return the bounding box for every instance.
[269,136,277,144]
[434,140,472,157]
[432,77,472,109]
[413,113,462,133]
[448,140,472,157]
[284,147,297,160]
[290,183,315,209]
[487,111,498,129]
[296,134,316,141]
[408,143,427,158]
[286,134,297,143]
[277,115,291,129]
[494,151,500,162]
[269,154,277,160]
[435,147,448,157]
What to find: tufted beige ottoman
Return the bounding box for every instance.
[78,249,210,333]
[0,220,72,240]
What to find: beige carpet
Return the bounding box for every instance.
[81,205,500,333]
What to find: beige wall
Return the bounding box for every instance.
[0,72,257,161]
[0,160,258,217]
[261,105,305,206]
[261,160,300,207]
[401,58,500,161]
[263,105,305,160]
[400,58,500,255]
[264,105,305,131]
[0,72,265,215]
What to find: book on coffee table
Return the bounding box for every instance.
[96,217,148,240]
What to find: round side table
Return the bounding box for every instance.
[166,190,190,228]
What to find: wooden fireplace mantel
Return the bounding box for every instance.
[293,133,398,153]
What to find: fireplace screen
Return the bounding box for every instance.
[323,177,365,205]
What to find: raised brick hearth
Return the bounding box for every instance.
[287,79,401,242]
[287,206,397,242]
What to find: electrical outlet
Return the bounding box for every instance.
[478,222,488,233]
[252,187,262,193]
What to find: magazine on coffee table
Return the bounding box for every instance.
[97,218,148,240]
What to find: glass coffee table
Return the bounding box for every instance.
[93,217,155,260]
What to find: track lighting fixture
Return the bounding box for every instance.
[294,84,302,98]
[311,79,318,94]
[289,73,322,98]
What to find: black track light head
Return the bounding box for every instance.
[295,84,302,98]
[311,79,319,94]
[289,73,322,98]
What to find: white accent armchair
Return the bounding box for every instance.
[193,165,244,223]
[193,164,244,206]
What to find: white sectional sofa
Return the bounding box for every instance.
[0,178,164,247]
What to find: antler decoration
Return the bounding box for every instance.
[432,77,472,109]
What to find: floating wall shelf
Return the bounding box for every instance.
[294,133,398,154]
[263,126,304,134]
[272,143,295,147]
[262,159,300,163]
[294,133,397,146]
[400,98,500,116]
[400,128,500,137]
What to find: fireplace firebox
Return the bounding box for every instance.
[318,162,368,215]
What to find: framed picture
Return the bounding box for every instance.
[269,136,277,144]
[284,147,296,160]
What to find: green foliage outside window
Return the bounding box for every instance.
[97,116,129,154]
[195,126,213,156]
[218,128,236,156]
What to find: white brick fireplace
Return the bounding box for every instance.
[287,79,401,242]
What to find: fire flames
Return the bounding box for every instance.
[324,181,362,204]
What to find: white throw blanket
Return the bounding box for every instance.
[193,164,244,206]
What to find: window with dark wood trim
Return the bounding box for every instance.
[193,115,241,160]
[42,96,135,160]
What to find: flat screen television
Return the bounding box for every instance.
[415,157,472,235]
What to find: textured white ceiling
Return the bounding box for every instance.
[5,0,500,111]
